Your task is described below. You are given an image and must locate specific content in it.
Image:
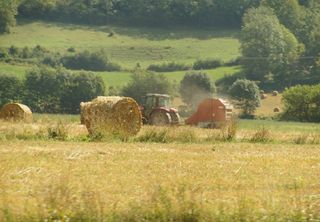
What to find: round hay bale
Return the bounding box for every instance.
[0,103,32,122]
[80,96,142,137]
[272,91,279,96]
[274,107,280,113]
[261,93,268,99]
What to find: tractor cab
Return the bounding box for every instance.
[141,94,180,126]
[144,94,170,109]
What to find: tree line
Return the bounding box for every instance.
[0,67,105,114]
[1,0,262,33]
[239,0,320,88]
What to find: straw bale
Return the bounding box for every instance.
[261,93,268,99]
[80,96,142,137]
[274,107,280,113]
[0,103,32,122]
[272,91,279,96]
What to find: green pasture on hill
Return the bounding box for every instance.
[0,20,240,69]
[0,62,241,88]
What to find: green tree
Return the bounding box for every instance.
[282,84,320,122]
[229,79,261,117]
[0,74,22,107]
[23,66,66,113]
[0,0,18,33]
[122,70,172,104]
[179,71,215,109]
[261,0,303,33]
[23,66,105,114]
[60,71,105,114]
[241,6,303,84]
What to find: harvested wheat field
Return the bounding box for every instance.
[0,140,319,221]
[0,116,320,221]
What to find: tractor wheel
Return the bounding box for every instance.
[170,112,180,125]
[150,111,172,126]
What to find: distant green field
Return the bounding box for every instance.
[98,66,241,87]
[0,20,240,69]
[0,62,32,78]
[239,119,320,133]
[0,62,241,88]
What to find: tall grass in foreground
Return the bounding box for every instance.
[1,180,319,221]
[1,132,320,221]
[1,117,320,144]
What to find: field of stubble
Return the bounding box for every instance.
[0,117,320,221]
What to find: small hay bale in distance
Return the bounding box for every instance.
[261,93,268,99]
[274,107,280,113]
[80,96,142,137]
[272,91,279,96]
[0,103,32,122]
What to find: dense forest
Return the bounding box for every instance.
[16,0,261,27]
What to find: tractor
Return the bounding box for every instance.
[140,94,180,126]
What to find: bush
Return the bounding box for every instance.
[21,47,32,59]
[147,62,190,72]
[32,45,49,57]
[67,47,76,52]
[193,59,223,70]
[179,71,215,110]
[225,57,242,67]
[281,84,320,122]
[0,74,22,107]
[42,55,61,67]
[60,71,105,114]
[23,66,105,114]
[216,72,245,94]
[61,50,121,71]
[229,79,261,117]
[8,45,20,57]
[122,70,172,104]
[0,48,9,59]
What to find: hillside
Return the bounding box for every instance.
[0,20,241,89]
[0,20,240,69]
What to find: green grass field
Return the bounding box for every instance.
[0,61,241,88]
[0,20,240,69]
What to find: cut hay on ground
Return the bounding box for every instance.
[80,96,142,137]
[0,103,32,122]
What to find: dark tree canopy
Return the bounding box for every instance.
[240,6,302,84]
[0,74,22,107]
[16,0,260,27]
[0,0,18,33]
[23,66,105,113]
[282,84,320,122]
[229,79,260,116]
[121,70,172,104]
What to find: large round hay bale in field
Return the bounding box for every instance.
[80,96,142,137]
[0,103,32,122]
[272,91,279,96]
